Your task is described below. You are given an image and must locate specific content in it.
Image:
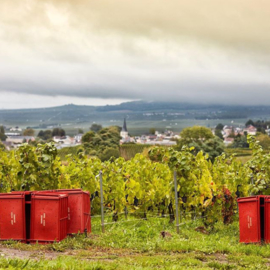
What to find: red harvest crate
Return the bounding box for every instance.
[237,196,264,243]
[55,189,91,234]
[38,189,91,234]
[56,189,91,234]
[10,191,32,241]
[0,193,27,242]
[30,193,68,243]
[264,196,270,243]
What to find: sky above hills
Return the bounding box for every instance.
[0,0,270,108]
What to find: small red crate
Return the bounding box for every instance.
[0,193,27,242]
[237,196,264,243]
[55,189,91,234]
[38,189,91,234]
[30,193,68,243]
[11,191,32,241]
[264,196,270,243]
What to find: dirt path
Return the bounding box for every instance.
[0,246,140,261]
[0,247,62,260]
[1,245,268,269]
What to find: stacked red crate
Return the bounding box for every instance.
[0,189,91,243]
[238,195,270,244]
[30,193,68,243]
[54,189,91,234]
[0,193,27,242]
[38,189,91,234]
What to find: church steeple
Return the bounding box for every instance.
[122,118,127,132]
[120,118,128,139]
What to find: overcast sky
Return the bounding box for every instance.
[1,0,270,109]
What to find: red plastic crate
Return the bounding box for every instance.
[11,191,32,241]
[30,193,68,243]
[38,189,91,234]
[56,189,91,234]
[237,196,264,243]
[264,196,270,243]
[0,193,27,242]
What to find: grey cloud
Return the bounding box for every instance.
[1,74,270,105]
[0,0,270,106]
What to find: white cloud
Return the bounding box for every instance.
[0,91,130,109]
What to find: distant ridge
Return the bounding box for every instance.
[1,100,270,129]
[0,100,267,113]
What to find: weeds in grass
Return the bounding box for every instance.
[1,217,270,269]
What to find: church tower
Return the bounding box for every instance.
[120,118,128,139]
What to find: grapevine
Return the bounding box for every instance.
[0,136,265,227]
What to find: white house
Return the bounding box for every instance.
[6,136,35,144]
[243,125,257,135]
[53,136,73,144]
[74,134,83,143]
[224,137,234,146]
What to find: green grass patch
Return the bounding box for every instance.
[1,217,270,269]
[57,145,83,160]
[225,148,252,157]
[120,144,151,160]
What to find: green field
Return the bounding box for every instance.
[25,118,248,137]
[0,216,269,269]
[3,101,270,137]
[0,102,255,136]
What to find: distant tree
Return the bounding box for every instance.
[38,130,52,140]
[99,126,121,139]
[82,126,121,161]
[256,134,270,150]
[216,123,224,130]
[257,127,266,134]
[44,130,52,140]
[201,137,225,161]
[38,130,44,138]
[229,134,249,148]
[187,137,225,162]
[0,126,5,134]
[178,126,214,148]
[215,129,223,139]
[246,119,255,127]
[91,134,102,148]
[0,142,5,151]
[113,126,122,133]
[81,131,96,143]
[149,128,156,135]
[99,147,120,161]
[78,128,84,134]
[23,128,35,136]
[0,125,6,141]
[52,128,65,137]
[90,124,102,133]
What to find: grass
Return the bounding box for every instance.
[225,148,270,164]
[225,148,252,164]
[57,145,82,160]
[225,148,252,157]
[1,117,248,137]
[235,156,252,163]
[1,215,270,269]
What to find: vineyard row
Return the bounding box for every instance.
[0,135,268,227]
